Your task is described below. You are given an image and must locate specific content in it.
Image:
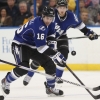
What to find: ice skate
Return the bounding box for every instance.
[56,77,63,84]
[1,78,10,95]
[44,82,63,96]
[23,75,32,86]
[0,85,5,100]
[0,95,4,100]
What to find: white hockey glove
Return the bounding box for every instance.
[50,52,66,65]
[47,41,57,50]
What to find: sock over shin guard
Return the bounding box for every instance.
[56,65,65,77]
[6,70,19,83]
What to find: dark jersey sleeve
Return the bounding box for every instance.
[69,12,82,28]
[69,12,93,36]
[71,13,94,36]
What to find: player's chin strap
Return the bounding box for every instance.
[0,59,100,92]
[62,62,100,99]
[56,35,100,41]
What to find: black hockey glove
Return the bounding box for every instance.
[50,52,66,65]
[87,30,98,40]
[89,33,98,40]
[81,27,98,40]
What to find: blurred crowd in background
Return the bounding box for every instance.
[0,0,100,27]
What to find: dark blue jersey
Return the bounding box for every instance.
[55,10,85,38]
[12,16,56,53]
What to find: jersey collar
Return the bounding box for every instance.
[57,11,67,21]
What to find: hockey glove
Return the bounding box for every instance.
[86,30,98,40]
[47,41,57,50]
[89,33,98,40]
[50,52,66,66]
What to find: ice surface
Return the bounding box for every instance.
[0,71,100,100]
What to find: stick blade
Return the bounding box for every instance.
[93,86,100,91]
[94,94,100,99]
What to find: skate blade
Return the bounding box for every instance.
[0,85,7,98]
[47,94,64,97]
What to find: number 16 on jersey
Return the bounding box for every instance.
[37,33,45,40]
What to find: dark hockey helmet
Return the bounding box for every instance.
[42,6,55,17]
[57,0,68,7]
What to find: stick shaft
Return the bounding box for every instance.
[0,59,94,90]
[64,64,99,99]
[57,35,100,41]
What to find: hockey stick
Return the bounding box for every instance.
[63,63,100,99]
[56,35,100,41]
[0,59,98,92]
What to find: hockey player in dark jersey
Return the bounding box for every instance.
[0,6,67,98]
[23,0,98,85]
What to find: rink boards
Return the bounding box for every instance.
[0,64,100,71]
[0,27,100,70]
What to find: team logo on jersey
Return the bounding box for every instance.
[55,23,64,35]
[39,26,46,31]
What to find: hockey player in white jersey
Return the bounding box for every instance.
[0,6,67,99]
[23,0,98,86]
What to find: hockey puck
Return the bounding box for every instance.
[0,96,4,100]
[71,51,76,56]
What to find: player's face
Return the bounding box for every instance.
[57,6,67,17]
[43,16,54,26]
